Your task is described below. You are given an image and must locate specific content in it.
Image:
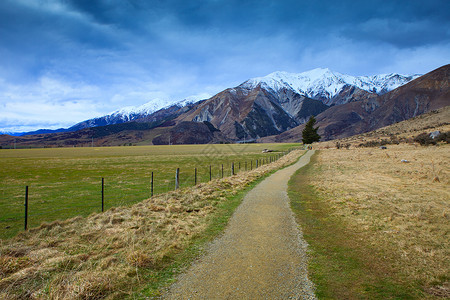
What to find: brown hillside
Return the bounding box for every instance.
[266,64,450,143]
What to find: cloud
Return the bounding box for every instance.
[344,18,450,48]
[0,0,449,132]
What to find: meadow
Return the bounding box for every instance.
[0,143,299,239]
[0,147,304,299]
[290,143,449,298]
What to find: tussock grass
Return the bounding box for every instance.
[291,144,449,298]
[0,149,303,299]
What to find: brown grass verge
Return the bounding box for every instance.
[0,150,303,299]
[305,144,449,298]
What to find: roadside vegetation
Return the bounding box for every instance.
[0,145,303,299]
[289,144,449,299]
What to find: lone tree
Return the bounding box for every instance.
[302,116,321,144]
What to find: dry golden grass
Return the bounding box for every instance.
[317,106,450,149]
[309,144,449,297]
[0,150,303,299]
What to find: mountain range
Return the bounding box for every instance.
[1,65,448,148]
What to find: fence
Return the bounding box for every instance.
[1,150,295,239]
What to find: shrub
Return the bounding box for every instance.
[436,131,450,143]
[413,131,450,146]
[414,133,437,146]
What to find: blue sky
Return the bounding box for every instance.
[1,0,449,132]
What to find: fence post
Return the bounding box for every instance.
[175,168,180,190]
[256,159,258,168]
[151,172,154,197]
[101,178,104,212]
[195,168,197,185]
[245,161,247,171]
[238,162,241,171]
[231,163,234,176]
[250,161,252,170]
[221,164,224,178]
[209,165,212,181]
[24,186,28,230]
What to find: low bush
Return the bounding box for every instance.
[414,131,450,146]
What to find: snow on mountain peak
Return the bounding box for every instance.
[111,98,171,119]
[108,93,211,121]
[241,68,420,100]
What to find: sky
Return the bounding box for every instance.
[0,0,449,133]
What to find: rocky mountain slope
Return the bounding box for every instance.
[174,68,418,141]
[1,66,436,148]
[261,64,449,143]
[68,99,200,132]
[241,68,419,105]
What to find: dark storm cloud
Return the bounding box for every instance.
[0,0,123,84]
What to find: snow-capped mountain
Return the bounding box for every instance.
[10,68,420,137]
[69,68,421,139]
[111,100,170,122]
[240,68,420,105]
[109,95,206,122]
[183,68,422,140]
[68,96,208,132]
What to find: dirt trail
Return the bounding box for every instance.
[166,150,316,299]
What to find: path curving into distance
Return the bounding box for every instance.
[166,150,316,299]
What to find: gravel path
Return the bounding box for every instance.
[165,150,316,299]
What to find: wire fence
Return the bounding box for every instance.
[0,149,295,239]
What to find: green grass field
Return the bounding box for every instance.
[0,143,300,239]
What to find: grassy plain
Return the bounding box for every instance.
[290,144,449,298]
[0,148,304,299]
[0,143,299,239]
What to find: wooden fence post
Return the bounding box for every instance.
[209,165,212,181]
[101,178,104,212]
[175,168,180,190]
[24,186,28,230]
[231,163,234,176]
[151,172,154,197]
[221,164,224,178]
[195,168,197,185]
